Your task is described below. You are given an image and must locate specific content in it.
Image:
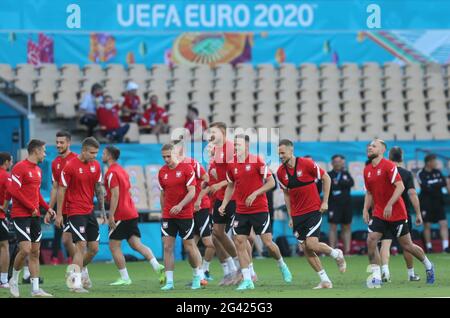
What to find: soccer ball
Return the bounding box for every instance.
[65,264,81,289]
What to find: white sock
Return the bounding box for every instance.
[329,249,339,259]
[0,272,8,284]
[12,269,21,282]
[150,258,160,271]
[193,267,202,278]
[82,267,89,277]
[74,272,82,288]
[202,260,210,272]
[23,266,30,279]
[221,262,230,276]
[241,268,251,281]
[426,242,432,249]
[166,271,174,283]
[119,268,129,281]
[233,257,240,271]
[381,264,390,277]
[317,269,331,282]
[371,264,381,280]
[443,240,449,249]
[226,257,237,272]
[249,263,256,276]
[422,257,433,270]
[30,277,39,292]
[407,268,415,277]
[277,257,286,267]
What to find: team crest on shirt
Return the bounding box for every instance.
[234,168,238,175]
[164,173,168,180]
[245,165,251,171]
[368,172,371,178]
[90,166,96,173]
[28,172,33,177]
[26,227,30,234]
[377,169,381,176]
[37,171,41,177]
[79,226,85,233]
[57,163,60,170]
[176,171,182,178]
[79,168,83,174]
[297,170,303,177]
[162,222,168,229]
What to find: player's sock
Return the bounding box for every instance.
[30,277,39,292]
[371,264,381,280]
[233,257,240,271]
[329,249,339,259]
[166,271,174,283]
[82,267,89,277]
[241,268,251,281]
[202,260,210,272]
[426,242,432,250]
[226,257,237,273]
[1,272,8,284]
[381,265,390,277]
[193,267,202,278]
[73,272,82,289]
[23,266,30,279]
[317,269,331,283]
[277,257,286,267]
[221,262,230,276]
[408,268,415,277]
[422,256,433,270]
[442,240,449,250]
[119,268,130,281]
[150,257,160,271]
[249,263,255,276]
[12,269,21,282]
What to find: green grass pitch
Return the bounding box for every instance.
[1,254,449,298]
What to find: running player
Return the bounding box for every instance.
[379,146,423,282]
[277,139,346,289]
[102,146,165,286]
[44,131,77,263]
[0,152,12,288]
[172,138,215,283]
[219,134,292,290]
[8,140,55,297]
[208,122,241,282]
[58,137,106,293]
[158,143,203,290]
[363,139,435,288]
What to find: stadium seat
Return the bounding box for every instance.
[0,63,14,82]
[124,165,145,186]
[13,63,37,94]
[124,123,139,142]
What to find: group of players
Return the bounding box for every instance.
[0,121,437,297]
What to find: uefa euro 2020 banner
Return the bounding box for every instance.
[2,0,450,66]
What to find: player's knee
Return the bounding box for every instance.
[304,239,317,251]
[88,244,99,255]
[30,248,39,259]
[164,243,174,253]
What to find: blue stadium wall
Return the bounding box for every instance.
[0,103,29,159]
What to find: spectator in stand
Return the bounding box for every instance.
[184,107,208,139]
[79,83,103,137]
[121,82,142,123]
[97,95,130,143]
[139,95,169,134]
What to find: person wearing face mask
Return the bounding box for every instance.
[96,95,130,143]
[79,83,103,138]
[139,95,169,134]
[121,82,143,123]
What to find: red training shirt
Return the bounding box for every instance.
[60,157,102,216]
[52,152,78,215]
[158,163,196,219]
[0,168,12,219]
[104,163,139,221]
[364,158,407,222]
[182,157,211,210]
[277,157,325,217]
